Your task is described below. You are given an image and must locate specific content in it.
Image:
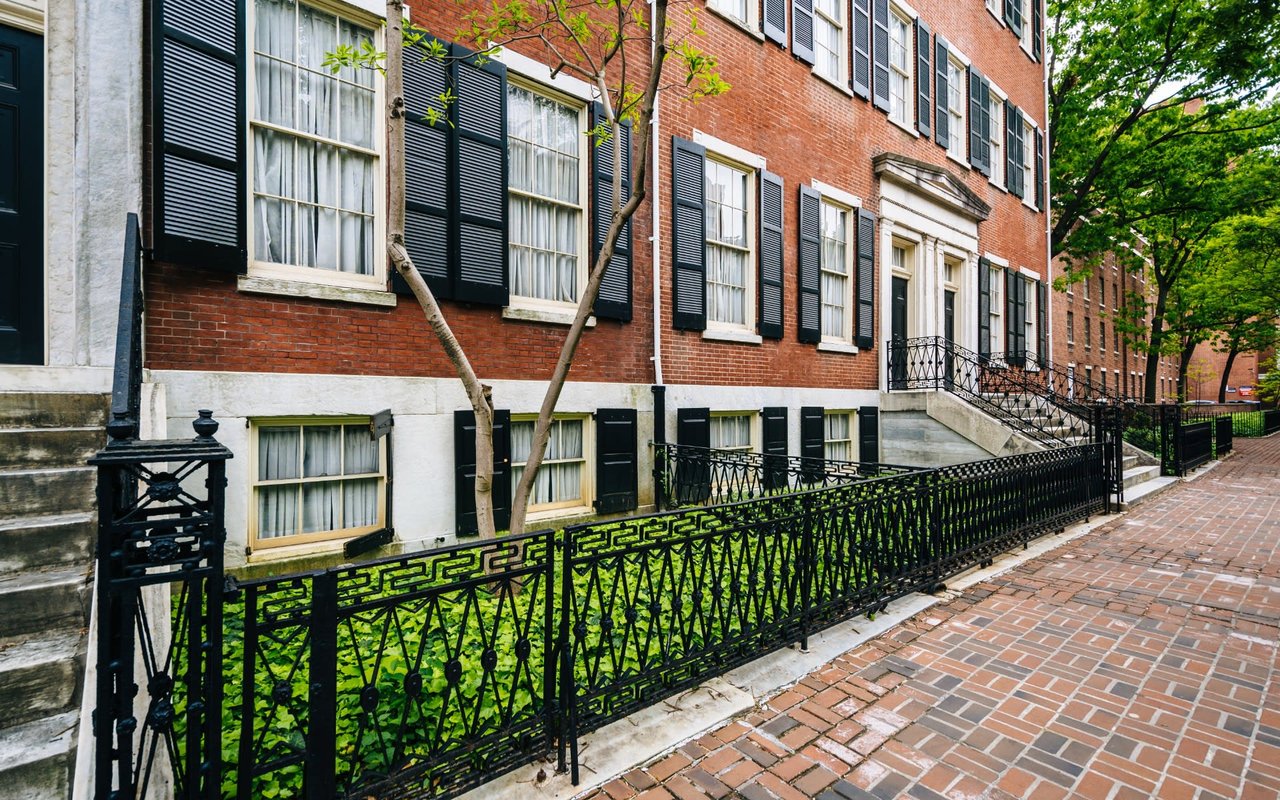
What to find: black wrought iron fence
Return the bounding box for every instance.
[653,442,923,509]
[1215,416,1233,457]
[1180,421,1214,473]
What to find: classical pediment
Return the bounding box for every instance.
[872,153,991,222]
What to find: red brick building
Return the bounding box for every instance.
[137,0,1049,567]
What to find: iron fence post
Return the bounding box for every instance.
[305,571,339,797]
[799,491,815,652]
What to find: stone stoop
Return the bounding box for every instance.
[0,392,106,800]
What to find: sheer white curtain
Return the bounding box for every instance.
[257,423,381,540]
[820,204,848,338]
[710,416,751,451]
[343,425,379,528]
[253,0,375,275]
[706,162,748,325]
[511,420,583,506]
[302,425,340,533]
[509,86,581,303]
[257,426,300,539]
[824,415,851,461]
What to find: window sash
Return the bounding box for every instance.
[710,414,753,451]
[824,412,853,461]
[888,14,911,123]
[705,158,753,328]
[820,201,852,340]
[814,0,845,81]
[511,418,588,512]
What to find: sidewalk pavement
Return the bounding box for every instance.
[586,438,1280,800]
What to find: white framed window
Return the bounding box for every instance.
[887,10,913,127]
[814,0,847,84]
[1019,0,1032,50]
[705,157,755,330]
[710,412,755,452]
[1066,311,1074,345]
[824,412,855,461]
[1022,119,1036,204]
[709,0,756,29]
[820,199,854,342]
[251,418,386,549]
[507,81,589,309]
[511,416,590,514]
[249,0,382,288]
[1084,315,1091,349]
[1024,278,1036,359]
[989,265,1003,354]
[946,58,966,162]
[891,243,908,272]
[988,94,1004,186]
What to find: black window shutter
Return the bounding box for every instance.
[977,256,992,360]
[968,66,985,172]
[1004,268,1017,358]
[671,137,707,330]
[979,78,992,176]
[1004,0,1023,38]
[764,0,787,44]
[594,408,638,514]
[758,170,785,339]
[590,104,633,321]
[1013,108,1026,198]
[761,406,789,490]
[800,406,824,481]
[852,0,872,98]
[855,209,877,349]
[793,0,816,64]
[397,41,454,297]
[933,36,949,148]
[1005,100,1019,198]
[452,45,509,306]
[676,407,711,504]
[454,409,511,536]
[1032,0,1042,61]
[871,0,890,112]
[1037,280,1048,366]
[797,186,822,344]
[152,0,245,272]
[1034,126,1044,210]
[857,406,879,466]
[916,19,931,139]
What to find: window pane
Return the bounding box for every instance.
[343,478,378,528]
[258,426,300,480]
[302,482,341,533]
[258,484,299,538]
[303,425,342,477]
[711,416,751,450]
[343,425,379,474]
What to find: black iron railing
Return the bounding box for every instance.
[886,337,1093,448]
[652,442,923,510]
[1215,416,1234,457]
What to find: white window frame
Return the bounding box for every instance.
[887,8,914,128]
[710,411,757,453]
[248,416,387,551]
[1021,118,1037,208]
[245,0,386,290]
[506,77,591,313]
[819,197,856,344]
[1066,310,1074,345]
[1024,276,1036,360]
[511,414,593,517]
[823,411,856,462]
[989,264,1003,356]
[704,154,757,334]
[813,0,848,86]
[708,0,759,33]
[988,84,1006,188]
[1019,0,1033,52]
[1084,315,1091,349]
[946,57,967,163]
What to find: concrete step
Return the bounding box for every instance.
[0,632,84,730]
[0,568,91,639]
[1123,454,1139,469]
[1119,475,1180,511]
[0,710,78,800]
[1122,464,1161,492]
[0,393,107,430]
[0,427,103,470]
[0,467,95,521]
[0,512,95,582]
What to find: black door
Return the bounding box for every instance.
[0,25,43,364]
[943,290,956,389]
[889,276,908,387]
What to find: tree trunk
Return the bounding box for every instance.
[386,0,497,538]
[1177,339,1197,402]
[1217,344,1240,404]
[1142,289,1168,403]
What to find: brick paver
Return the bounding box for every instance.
[587,438,1280,800]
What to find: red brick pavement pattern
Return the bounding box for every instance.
[585,437,1280,800]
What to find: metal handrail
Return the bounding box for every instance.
[107,213,144,442]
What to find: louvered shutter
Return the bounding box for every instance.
[761,407,788,491]
[594,408,638,514]
[1005,100,1019,198]
[1037,280,1048,367]
[764,0,787,44]
[676,407,711,504]
[857,406,879,466]
[758,170,785,339]
[978,78,992,176]
[398,42,453,297]
[590,105,633,321]
[1012,108,1025,198]
[1031,0,1042,61]
[151,0,244,272]
[852,0,872,98]
[1004,0,1023,38]
[1034,126,1045,210]
[797,186,822,344]
[871,0,890,112]
[1004,268,1018,360]
[454,409,511,536]
[934,36,949,148]
[855,208,877,349]
[977,257,992,360]
[968,66,985,173]
[453,46,509,305]
[800,406,824,482]
[916,19,931,138]
[671,137,707,330]
[793,0,816,64]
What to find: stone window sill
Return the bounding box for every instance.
[702,328,763,345]
[238,275,398,307]
[818,341,860,355]
[502,305,596,327]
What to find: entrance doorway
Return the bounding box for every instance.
[0,24,44,364]
[889,276,908,387]
[943,289,955,389]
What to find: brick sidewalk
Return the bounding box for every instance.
[586,438,1280,800]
